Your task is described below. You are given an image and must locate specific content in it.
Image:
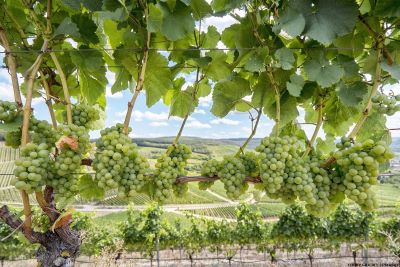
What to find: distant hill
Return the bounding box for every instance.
[133,136,400,153]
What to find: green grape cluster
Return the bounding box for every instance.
[304,156,339,217]
[283,154,315,205]
[199,159,221,190]
[153,144,191,202]
[5,130,21,148]
[218,156,248,199]
[29,117,58,146]
[0,100,20,123]
[239,151,259,176]
[256,136,298,197]
[12,143,50,193]
[53,124,90,177]
[93,124,149,197]
[64,104,102,129]
[371,93,400,116]
[334,139,394,211]
[46,171,80,203]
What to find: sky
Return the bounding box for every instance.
[1,15,400,140]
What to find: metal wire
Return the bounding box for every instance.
[0,45,380,54]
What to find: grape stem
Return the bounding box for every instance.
[267,66,280,137]
[321,37,383,169]
[236,108,262,156]
[348,40,383,139]
[39,71,58,128]
[0,27,23,109]
[50,52,73,125]
[173,68,203,145]
[303,98,323,158]
[123,6,151,135]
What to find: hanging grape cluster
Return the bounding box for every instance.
[218,156,248,199]
[29,117,58,146]
[199,159,220,190]
[256,136,297,196]
[334,138,394,211]
[239,151,259,176]
[371,93,400,116]
[93,124,149,198]
[0,100,20,123]
[64,103,104,129]
[12,143,50,193]
[153,144,191,201]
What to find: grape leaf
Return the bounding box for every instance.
[374,0,400,17]
[276,0,358,45]
[266,94,299,127]
[111,68,130,93]
[201,26,220,48]
[204,51,232,81]
[197,79,211,97]
[53,18,80,38]
[160,2,195,41]
[337,81,368,107]
[211,77,251,117]
[71,48,107,104]
[251,74,275,110]
[190,0,212,19]
[381,62,400,80]
[286,74,305,97]
[357,112,390,143]
[323,94,357,136]
[170,90,195,118]
[79,174,105,200]
[304,58,344,88]
[273,8,305,37]
[148,3,163,33]
[71,14,99,44]
[144,52,173,107]
[274,48,295,70]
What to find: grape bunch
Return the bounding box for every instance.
[304,156,339,217]
[53,124,90,177]
[29,117,58,146]
[153,144,191,202]
[371,93,400,116]
[5,130,21,148]
[256,136,298,197]
[239,151,259,176]
[0,100,20,123]
[64,103,103,130]
[46,171,80,203]
[199,159,221,190]
[334,139,394,211]
[218,156,248,199]
[12,143,50,193]
[93,124,149,197]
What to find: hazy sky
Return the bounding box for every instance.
[1,14,399,139]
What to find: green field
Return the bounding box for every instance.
[0,139,399,222]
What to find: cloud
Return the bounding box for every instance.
[187,119,211,129]
[0,81,14,101]
[106,86,123,98]
[149,121,169,127]
[211,118,240,125]
[194,108,206,114]
[199,95,212,107]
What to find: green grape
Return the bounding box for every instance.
[46,171,80,203]
[64,103,104,130]
[153,144,191,202]
[93,123,149,198]
[371,93,399,116]
[0,100,20,123]
[218,156,247,199]
[53,124,90,177]
[5,130,21,148]
[239,151,259,176]
[198,159,221,190]
[13,143,50,193]
[29,117,58,146]
[335,139,394,212]
[256,136,301,197]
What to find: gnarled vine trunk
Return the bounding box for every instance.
[36,230,80,267]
